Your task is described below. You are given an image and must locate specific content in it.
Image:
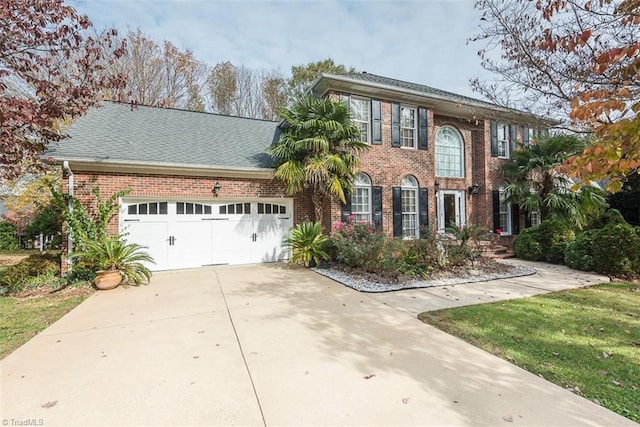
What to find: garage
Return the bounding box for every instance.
[119,199,293,271]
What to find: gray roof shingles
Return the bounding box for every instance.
[47,101,280,169]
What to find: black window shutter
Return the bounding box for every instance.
[372,100,382,145]
[341,195,352,222]
[509,124,518,154]
[372,186,383,228]
[418,107,428,150]
[391,103,401,147]
[492,190,501,232]
[392,187,402,237]
[490,121,498,157]
[419,188,429,233]
[522,126,530,147]
[511,203,520,234]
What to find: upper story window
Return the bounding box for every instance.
[340,95,371,144]
[435,126,464,178]
[400,106,416,148]
[497,123,510,158]
[351,173,372,222]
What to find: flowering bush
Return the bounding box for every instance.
[330,216,385,271]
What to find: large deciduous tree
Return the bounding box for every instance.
[472,0,640,190]
[0,0,126,178]
[287,58,356,102]
[105,29,207,110]
[270,96,368,222]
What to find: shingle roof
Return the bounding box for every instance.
[46,101,279,170]
[332,72,499,109]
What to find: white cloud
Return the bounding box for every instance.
[75,0,491,98]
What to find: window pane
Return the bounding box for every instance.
[139,204,148,215]
[177,202,184,214]
[265,204,272,214]
[258,203,264,214]
[159,202,167,214]
[128,205,137,215]
[195,204,203,214]
[219,205,227,215]
[149,203,158,215]
[186,203,194,214]
[280,206,286,214]
[228,204,235,214]
[244,203,251,214]
[400,107,416,148]
[204,205,211,215]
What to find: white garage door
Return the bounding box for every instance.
[119,200,293,271]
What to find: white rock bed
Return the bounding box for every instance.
[311,264,537,293]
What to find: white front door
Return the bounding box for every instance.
[437,190,466,231]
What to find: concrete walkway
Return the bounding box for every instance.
[370,258,611,316]
[1,263,632,426]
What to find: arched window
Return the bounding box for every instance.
[351,173,372,222]
[401,175,419,238]
[435,126,464,178]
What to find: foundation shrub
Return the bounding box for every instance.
[330,216,384,271]
[564,229,599,271]
[1,252,60,294]
[514,227,544,261]
[591,223,640,276]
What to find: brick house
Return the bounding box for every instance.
[47,72,551,271]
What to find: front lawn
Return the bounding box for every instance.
[0,288,92,359]
[419,282,640,422]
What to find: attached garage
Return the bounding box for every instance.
[120,199,293,271]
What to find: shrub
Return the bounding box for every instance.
[591,223,640,276]
[564,229,599,271]
[283,221,330,267]
[330,217,385,271]
[514,227,544,261]
[1,253,60,294]
[586,208,627,230]
[538,220,575,264]
[514,220,574,264]
[0,221,18,250]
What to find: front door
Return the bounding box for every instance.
[437,190,466,231]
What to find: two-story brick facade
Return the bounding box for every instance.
[48,72,552,271]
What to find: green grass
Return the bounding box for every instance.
[419,282,640,422]
[0,291,91,359]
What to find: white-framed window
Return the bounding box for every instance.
[529,211,541,227]
[435,126,464,178]
[401,175,419,238]
[351,173,372,222]
[499,185,512,235]
[497,123,510,158]
[350,97,370,144]
[400,106,416,148]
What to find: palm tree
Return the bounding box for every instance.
[501,134,606,229]
[270,95,369,221]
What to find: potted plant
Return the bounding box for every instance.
[70,236,155,290]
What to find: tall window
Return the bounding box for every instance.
[499,185,512,235]
[435,126,464,177]
[400,106,416,148]
[350,97,370,144]
[497,123,510,158]
[351,173,372,222]
[401,175,419,238]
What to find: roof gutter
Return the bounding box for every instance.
[52,158,275,180]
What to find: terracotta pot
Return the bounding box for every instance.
[94,270,122,290]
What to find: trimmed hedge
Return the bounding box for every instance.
[514,220,574,264]
[564,229,599,271]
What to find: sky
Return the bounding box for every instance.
[74,0,490,99]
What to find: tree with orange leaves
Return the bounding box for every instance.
[472,0,640,191]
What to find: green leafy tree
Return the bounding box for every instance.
[287,58,356,102]
[270,96,368,221]
[501,135,606,229]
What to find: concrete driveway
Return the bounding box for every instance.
[1,264,633,426]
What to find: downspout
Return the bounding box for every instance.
[63,161,74,271]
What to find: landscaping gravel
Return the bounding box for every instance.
[311,264,537,293]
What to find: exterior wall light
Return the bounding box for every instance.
[213,181,221,196]
[469,183,480,195]
[434,181,440,194]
